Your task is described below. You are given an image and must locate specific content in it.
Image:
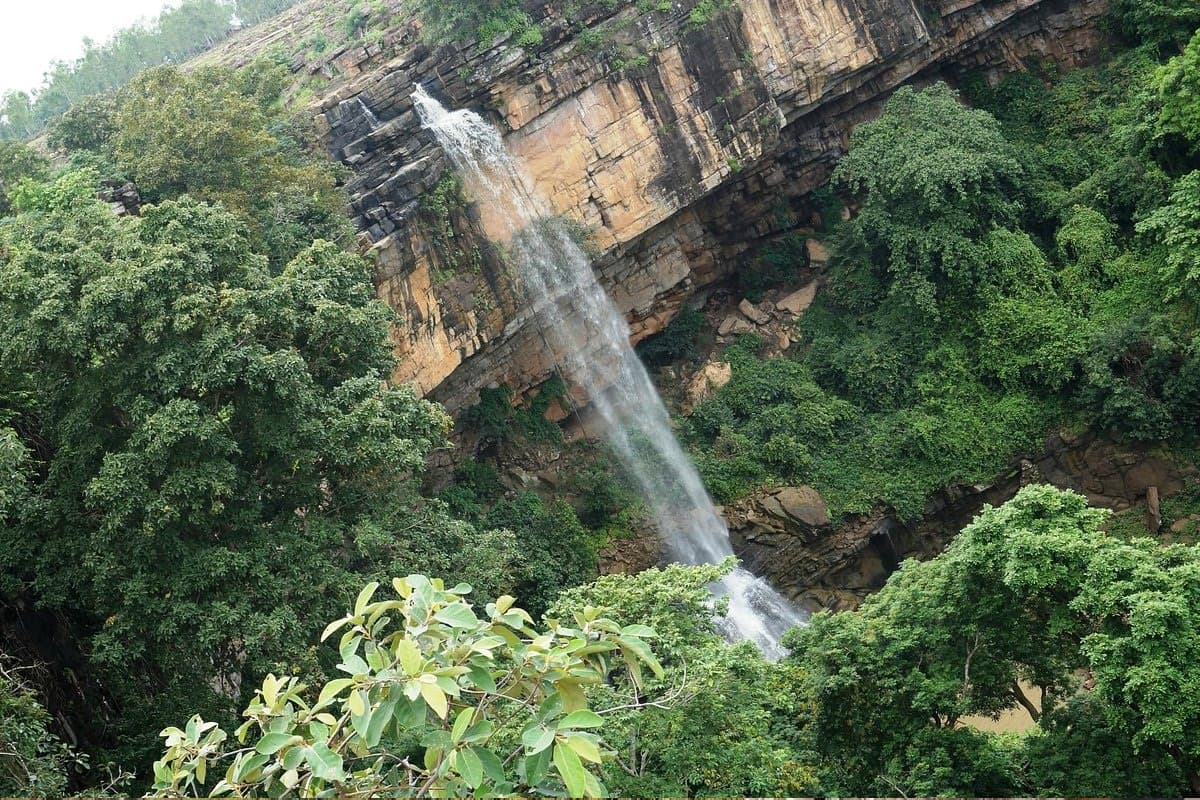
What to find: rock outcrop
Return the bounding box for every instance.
[299,0,1107,412]
[727,431,1198,612]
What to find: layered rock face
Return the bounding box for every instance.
[727,431,1198,612]
[311,0,1106,412]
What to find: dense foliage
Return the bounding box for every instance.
[790,485,1200,795]
[0,60,519,780]
[3,2,1200,797]
[686,37,1200,519]
[0,662,77,796]
[151,575,663,797]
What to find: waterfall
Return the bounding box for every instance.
[412,86,806,656]
[356,97,380,129]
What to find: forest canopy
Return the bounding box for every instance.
[1,0,1199,797]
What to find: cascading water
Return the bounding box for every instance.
[355,97,380,128]
[412,86,806,656]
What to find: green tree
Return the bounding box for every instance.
[484,493,598,618]
[113,66,283,206]
[412,0,543,47]
[1110,0,1200,51]
[550,563,819,797]
[0,173,511,771]
[46,93,119,155]
[111,64,349,268]
[151,574,663,798]
[1139,170,1200,303]
[1155,30,1200,152]
[0,141,48,216]
[0,91,37,140]
[0,663,75,797]
[829,82,1024,320]
[788,485,1198,795]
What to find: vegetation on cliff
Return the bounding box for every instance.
[1,1,1199,797]
[684,30,1200,521]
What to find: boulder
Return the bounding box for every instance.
[806,238,830,265]
[738,298,772,325]
[772,486,830,528]
[685,361,732,408]
[718,314,756,337]
[777,281,820,317]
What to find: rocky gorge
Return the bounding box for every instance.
[284,0,1109,412]
[203,0,1141,605]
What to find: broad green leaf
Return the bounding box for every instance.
[522,724,555,754]
[461,718,495,744]
[434,602,479,629]
[365,693,398,748]
[337,653,370,676]
[473,745,506,783]
[396,638,422,676]
[553,740,587,797]
[523,747,551,787]
[347,688,366,717]
[565,734,602,764]
[255,732,298,755]
[320,616,350,642]
[457,745,484,788]
[467,664,498,693]
[354,581,379,617]
[558,710,604,730]
[583,770,605,798]
[451,708,474,743]
[617,635,663,678]
[236,753,269,782]
[395,696,425,729]
[619,624,657,638]
[304,741,344,782]
[419,680,448,719]
[350,702,372,741]
[316,678,353,709]
[556,679,588,713]
[281,745,305,771]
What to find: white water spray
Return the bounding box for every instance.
[355,97,380,129]
[411,86,805,656]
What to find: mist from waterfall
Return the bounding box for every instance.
[411,86,806,656]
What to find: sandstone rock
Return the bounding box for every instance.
[599,532,663,576]
[806,238,829,265]
[718,314,755,337]
[310,0,1108,412]
[777,281,819,317]
[738,299,771,325]
[686,361,732,408]
[772,486,830,528]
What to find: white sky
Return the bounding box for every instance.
[0,0,176,96]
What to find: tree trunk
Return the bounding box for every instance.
[1011,681,1040,723]
[1166,745,1199,794]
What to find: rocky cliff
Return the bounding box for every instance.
[727,431,1198,612]
[293,0,1107,412]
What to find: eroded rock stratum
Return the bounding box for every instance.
[301,0,1105,412]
